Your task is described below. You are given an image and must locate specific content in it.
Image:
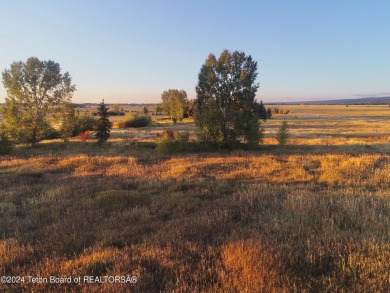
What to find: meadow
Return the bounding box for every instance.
[0,105,389,292]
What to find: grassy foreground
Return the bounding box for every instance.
[1,105,390,292]
[0,142,389,292]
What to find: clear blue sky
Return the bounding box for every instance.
[1,0,389,103]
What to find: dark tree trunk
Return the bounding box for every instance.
[31,126,38,147]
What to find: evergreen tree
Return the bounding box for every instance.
[95,100,112,145]
[267,107,272,119]
[258,100,267,121]
[276,120,289,146]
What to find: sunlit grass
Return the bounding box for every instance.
[1,104,390,292]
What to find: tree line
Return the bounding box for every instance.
[0,51,289,153]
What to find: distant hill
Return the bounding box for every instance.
[270,96,390,105]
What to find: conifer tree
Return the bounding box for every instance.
[95,100,112,145]
[267,108,272,119]
[258,100,267,121]
[276,120,289,146]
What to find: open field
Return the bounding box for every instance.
[104,104,390,151]
[1,105,390,292]
[74,104,159,123]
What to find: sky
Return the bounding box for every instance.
[0,0,389,103]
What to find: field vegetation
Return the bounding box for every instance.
[1,104,390,292]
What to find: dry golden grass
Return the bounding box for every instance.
[1,104,390,292]
[86,104,390,149]
[1,150,389,292]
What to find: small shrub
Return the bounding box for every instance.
[175,132,189,144]
[156,132,177,153]
[107,111,125,116]
[43,126,61,140]
[128,116,150,127]
[79,130,90,142]
[186,141,219,152]
[0,131,14,155]
[276,120,289,146]
[164,129,175,139]
[73,115,98,136]
[116,119,127,129]
[156,131,190,153]
[117,115,151,128]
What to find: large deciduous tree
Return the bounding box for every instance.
[195,50,261,147]
[1,57,76,146]
[161,89,188,123]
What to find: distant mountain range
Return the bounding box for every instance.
[270,96,390,105]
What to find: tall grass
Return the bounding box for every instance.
[0,147,389,292]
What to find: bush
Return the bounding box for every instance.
[117,115,151,128]
[156,131,190,153]
[93,111,125,116]
[156,131,264,153]
[73,115,98,136]
[107,111,125,116]
[163,129,175,139]
[43,126,61,140]
[156,134,177,153]
[79,130,90,142]
[0,131,14,155]
[175,132,190,144]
